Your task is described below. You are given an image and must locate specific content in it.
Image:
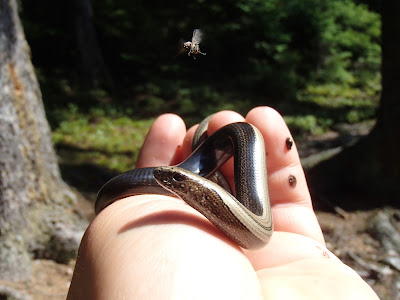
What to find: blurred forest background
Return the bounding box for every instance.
[5,0,400,298]
[20,0,382,180]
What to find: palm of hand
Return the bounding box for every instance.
[67,107,379,299]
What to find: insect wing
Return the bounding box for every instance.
[191,29,203,45]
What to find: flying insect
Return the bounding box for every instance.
[182,29,206,59]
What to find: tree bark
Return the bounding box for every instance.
[0,0,85,281]
[307,0,400,210]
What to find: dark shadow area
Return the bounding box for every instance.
[59,163,119,200]
[55,144,134,202]
[117,208,238,249]
[307,133,400,212]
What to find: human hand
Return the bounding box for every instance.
[67,107,379,299]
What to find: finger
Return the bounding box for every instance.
[181,111,245,187]
[245,106,324,242]
[257,257,379,299]
[181,125,198,160]
[183,109,323,243]
[182,111,245,157]
[244,231,338,271]
[136,114,186,168]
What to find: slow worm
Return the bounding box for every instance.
[95,121,273,249]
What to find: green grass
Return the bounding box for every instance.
[284,115,333,136]
[50,78,380,174]
[52,106,153,172]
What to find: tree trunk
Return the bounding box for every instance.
[72,0,112,90]
[0,0,85,281]
[307,0,400,210]
[374,0,400,185]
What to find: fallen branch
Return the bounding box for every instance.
[348,251,392,277]
[370,211,400,256]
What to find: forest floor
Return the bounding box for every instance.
[2,121,398,300]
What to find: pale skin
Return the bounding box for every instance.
[67,107,379,299]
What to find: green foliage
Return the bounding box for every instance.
[299,83,379,109]
[316,0,381,86]
[21,0,381,149]
[290,81,379,135]
[21,0,381,103]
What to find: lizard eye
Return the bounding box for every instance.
[172,173,185,182]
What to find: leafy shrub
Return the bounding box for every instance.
[23,0,380,133]
[316,0,381,86]
[284,115,333,135]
